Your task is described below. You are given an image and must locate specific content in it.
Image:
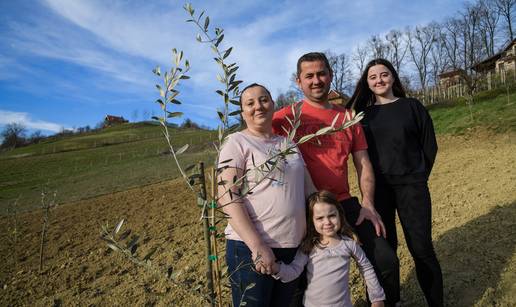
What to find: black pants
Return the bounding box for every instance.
[375,181,443,307]
[341,197,400,305]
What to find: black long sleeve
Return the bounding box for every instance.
[413,99,438,176]
[362,98,438,184]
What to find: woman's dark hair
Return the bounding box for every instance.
[239,83,273,106]
[300,190,359,254]
[346,58,406,112]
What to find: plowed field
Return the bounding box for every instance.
[1,132,515,306]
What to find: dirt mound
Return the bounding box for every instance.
[1,132,515,306]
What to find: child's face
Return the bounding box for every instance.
[312,202,341,239]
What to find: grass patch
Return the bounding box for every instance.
[428,88,516,134]
[2,90,514,213]
[0,123,217,213]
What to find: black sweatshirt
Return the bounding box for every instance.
[361,97,438,185]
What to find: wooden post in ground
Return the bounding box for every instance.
[210,167,223,307]
[198,162,216,307]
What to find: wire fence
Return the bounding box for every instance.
[412,70,516,105]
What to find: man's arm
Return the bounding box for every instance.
[352,149,386,238]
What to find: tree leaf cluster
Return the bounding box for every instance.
[185,3,243,155]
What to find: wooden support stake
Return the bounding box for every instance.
[198,162,216,307]
[211,167,223,307]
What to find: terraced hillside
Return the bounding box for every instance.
[0,122,217,213]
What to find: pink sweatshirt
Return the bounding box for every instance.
[218,131,307,248]
[275,236,385,306]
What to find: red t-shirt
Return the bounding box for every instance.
[272,101,368,201]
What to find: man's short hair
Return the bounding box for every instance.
[296,52,332,78]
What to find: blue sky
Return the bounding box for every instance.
[0,0,468,134]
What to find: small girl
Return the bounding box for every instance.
[272,190,385,307]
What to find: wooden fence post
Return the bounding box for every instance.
[198,162,216,307]
[210,168,223,307]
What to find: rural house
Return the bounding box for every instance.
[104,115,128,126]
[438,69,467,97]
[471,38,516,88]
[328,89,349,106]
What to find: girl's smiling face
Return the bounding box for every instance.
[367,64,395,98]
[312,201,341,240]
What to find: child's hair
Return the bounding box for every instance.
[301,190,359,254]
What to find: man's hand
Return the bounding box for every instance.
[352,150,383,236]
[356,205,386,238]
[251,244,276,275]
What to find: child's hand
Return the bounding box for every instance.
[272,262,280,274]
[371,301,384,307]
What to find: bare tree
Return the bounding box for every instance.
[289,73,305,99]
[400,75,414,92]
[494,0,516,41]
[1,123,26,149]
[325,51,354,95]
[430,29,450,86]
[385,29,407,73]
[479,0,500,56]
[275,90,299,109]
[460,3,484,70]
[352,43,369,74]
[442,17,462,70]
[368,34,391,59]
[407,24,437,92]
[29,130,44,144]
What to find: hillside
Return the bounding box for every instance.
[0,92,515,305]
[0,131,514,306]
[2,88,515,213]
[428,86,516,134]
[1,87,515,214]
[0,122,217,213]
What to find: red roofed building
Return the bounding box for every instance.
[328,89,349,106]
[104,115,128,126]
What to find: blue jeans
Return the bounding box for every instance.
[226,240,299,307]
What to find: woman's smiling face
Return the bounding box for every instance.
[241,85,274,131]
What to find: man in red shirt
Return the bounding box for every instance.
[272,52,400,306]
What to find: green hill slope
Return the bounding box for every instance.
[1,89,514,213]
[428,87,516,134]
[0,122,217,212]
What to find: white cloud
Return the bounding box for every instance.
[0,110,66,132]
[7,17,153,86]
[0,0,469,128]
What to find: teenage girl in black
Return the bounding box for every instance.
[347,58,443,307]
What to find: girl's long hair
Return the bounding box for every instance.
[346,58,406,113]
[300,190,359,254]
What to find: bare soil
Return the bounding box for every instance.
[1,132,515,306]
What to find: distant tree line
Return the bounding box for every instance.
[0,116,211,150]
[275,0,516,104]
[0,123,96,150]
